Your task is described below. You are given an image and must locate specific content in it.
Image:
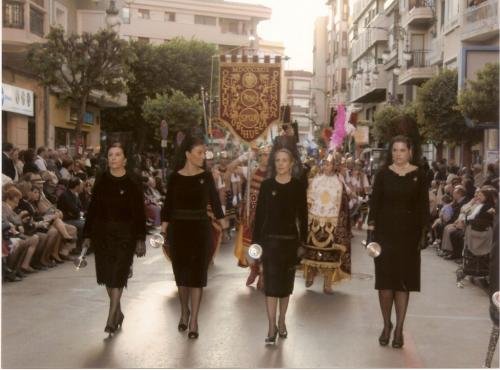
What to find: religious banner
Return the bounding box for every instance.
[219,58,281,143]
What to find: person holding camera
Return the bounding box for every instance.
[82,142,147,336]
[367,135,429,349]
[252,146,308,345]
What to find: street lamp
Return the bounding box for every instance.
[105,0,121,32]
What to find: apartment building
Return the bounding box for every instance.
[347,0,498,165]
[77,0,271,54]
[2,0,118,151]
[284,70,314,143]
[312,16,329,127]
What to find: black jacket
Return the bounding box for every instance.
[57,190,82,221]
[2,152,16,180]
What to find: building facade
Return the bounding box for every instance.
[312,16,329,127]
[284,70,314,143]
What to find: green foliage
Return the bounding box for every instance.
[416,69,480,144]
[142,90,203,140]
[372,105,403,143]
[457,62,499,124]
[27,27,134,140]
[101,38,217,149]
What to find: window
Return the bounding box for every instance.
[53,2,67,31]
[165,12,175,22]
[194,15,216,26]
[444,0,459,30]
[138,9,150,19]
[55,127,88,149]
[121,7,130,24]
[293,80,311,91]
[220,18,240,34]
[341,32,348,56]
[30,6,45,37]
[3,1,24,29]
[343,0,349,21]
[341,68,347,90]
[292,98,310,108]
[137,36,150,43]
[70,108,95,125]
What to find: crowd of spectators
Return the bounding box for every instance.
[2,143,167,282]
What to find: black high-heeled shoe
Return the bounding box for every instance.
[188,322,198,339]
[278,324,288,338]
[104,324,116,335]
[378,322,393,346]
[392,332,404,348]
[116,312,124,329]
[265,326,278,345]
[178,310,190,332]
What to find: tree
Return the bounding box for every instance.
[101,38,217,150]
[416,69,480,144]
[27,27,134,150]
[142,90,203,141]
[457,62,499,124]
[372,105,403,143]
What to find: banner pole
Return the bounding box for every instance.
[246,145,252,221]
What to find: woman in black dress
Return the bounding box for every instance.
[160,135,224,339]
[367,135,429,348]
[253,148,308,344]
[82,142,147,335]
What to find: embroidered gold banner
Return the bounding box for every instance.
[219,61,281,142]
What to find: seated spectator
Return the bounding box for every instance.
[2,143,19,182]
[462,177,476,201]
[472,164,485,187]
[16,180,62,269]
[40,170,59,204]
[59,158,74,181]
[79,178,94,214]
[34,147,48,172]
[2,186,39,276]
[431,194,454,246]
[22,149,39,174]
[463,187,496,256]
[27,172,78,261]
[57,177,85,251]
[484,163,499,187]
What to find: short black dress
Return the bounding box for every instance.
[252,178,308,298]
[161,171,224,287]
[368,167,429,291]
[83,172,146,288]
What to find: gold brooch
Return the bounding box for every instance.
[272,190,277,196]
[119,189,124,195]
[413,177,418,182]
[200,179,204,184]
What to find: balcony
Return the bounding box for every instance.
[350,66,388,103]
[3,2,24,29]
[351,28,388,62]
[398,50,438,85]
[352,0,375,23]
[461,0,499,42]
[3,1,47,49]
[403,0,435,28]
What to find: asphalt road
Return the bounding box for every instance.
[2,229,498,368]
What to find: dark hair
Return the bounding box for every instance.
[267,135,303,179]
[3,142,13,152]
[62,158,74,168]
[479,187,497,206]
[442,194,452,204]
[23,149,36,163]
[68,177,81,190]
[107,142,128,158]
[36,147,46,155]
[174,133,205,171]
[385,135,414,168]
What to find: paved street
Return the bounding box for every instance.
[2,229,498,368]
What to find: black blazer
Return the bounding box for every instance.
[57,190,82,221]
[2,152,16,180]
[466,203,495,231]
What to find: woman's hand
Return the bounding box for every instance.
[135,240,146,257]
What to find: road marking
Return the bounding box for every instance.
[407,313,490,321]
[142,255,164,265]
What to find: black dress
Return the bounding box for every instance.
[83,172,146,288]
[368,167,429,291]
[161,171,224,287]
[252,178,308,298]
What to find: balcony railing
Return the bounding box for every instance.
[3,2,24,29]
[406,50,431,68]
[30,6,44,37]
[409,0,434,9]
[462,0,499,41]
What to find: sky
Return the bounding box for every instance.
[231,0,330,72]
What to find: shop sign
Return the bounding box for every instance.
[2,83,34,116]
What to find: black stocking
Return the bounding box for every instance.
[265,297,278,335]
[378,289,394,335]
[106,287,123,327]
[394,291,410,338]
[189,288,203,332]
[178,286,190,323]
[278,296,290,332]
